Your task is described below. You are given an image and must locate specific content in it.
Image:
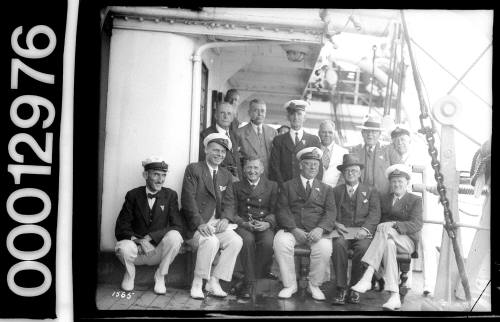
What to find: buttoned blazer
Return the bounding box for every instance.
[235,123,277,173]
[180,162,236,239]
[276,177,336,233]
[233,177,278,229]
[115,186,184,244]
[380,192,423,250]
[269,131,322,188]
[199,125,242,180]
[332,183,381,234]
[350,142,392,194]
[322,143,349,187]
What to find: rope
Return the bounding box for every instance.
[448,43,492,95]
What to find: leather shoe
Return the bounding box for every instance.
[347,290,360,304]
[153,269,166,295]
[331,288,347,305]
[239,282,253,299]
[278,284,297,299]
[265,272,278,280]
[307,282,325,301]
[190,279,205,299]
[351,279,372,294]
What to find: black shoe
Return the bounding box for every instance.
[230,278,245,295]
[371,277,385,292]
[239,282,253,299]
[264,272,278,280]
[331,288,347,306]
[347,290,360,304]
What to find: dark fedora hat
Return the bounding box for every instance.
[337,154,365,171]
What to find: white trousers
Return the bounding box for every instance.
[361,227,414,293]
[273,229,332,288]
[188,229,243,282]
[115,230,183,278]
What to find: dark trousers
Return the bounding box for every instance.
[234,227,274,283]
[332,236,371,288]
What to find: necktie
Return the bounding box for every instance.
[392,196,399,206]
[367,146,374,158]
[251,183,256,191]
[225,130,230,138]
[306,180,312,197]
[147,193,157,199]
[295,132,300,146]
[322,147,331,170]
[348,186,355,198]
[213,170,221,218]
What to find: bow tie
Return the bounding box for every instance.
[147,193,158,199]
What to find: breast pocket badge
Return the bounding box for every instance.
[160,205,165,211]
[220,185,227,192]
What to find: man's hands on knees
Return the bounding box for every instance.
[197,223,215,237]
[215,218,229,233]
[133,236,155,256]
[376,221,396,234]
[253,220,270,232]
[292,228,308,244]
[307,227,324,243]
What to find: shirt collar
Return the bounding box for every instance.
[145,187,159,196]
[250,121,262,133]
[248,177,261,186]
[300,175,313,189]
[322,141,336,151]
[394,191,406,199]
[346,182,359,193]
[206,161,218,175]
[216,123,230,135]
[290,128,304,141]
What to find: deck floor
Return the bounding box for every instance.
[97,272,436,312]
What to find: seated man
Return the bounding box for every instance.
[181,133,243,299]
[331,154,381,305]
[233,156,278,299]
[114,156,184,295]
[273,147,336,301]
[351,164,423,310]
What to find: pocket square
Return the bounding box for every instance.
[220,185,227,191]
[160,205,165,211]
[361,191,367,197]
[315,187,320,191]
[363,199,368,204]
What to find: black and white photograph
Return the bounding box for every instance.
[1,3,495,321]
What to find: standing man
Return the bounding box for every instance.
[330,154,381,305]
[200,102,242,181]
[235,98,277,178]
[114,156,184,295]
[233,156,278,299]
[318,119,348,187]
[269,99,322,189]
[225,88,242,133]
[350,115,393,194]
[273,147,336,301]
[182,133,243,299]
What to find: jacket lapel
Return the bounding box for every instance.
[201,162,216,199]
[138,188,151,225]
[283,132,296,153]
[355,185,367,215]
[252,177,266,197]
[308,179,321,202]
[244,124,261,155]
[294,177,307,200]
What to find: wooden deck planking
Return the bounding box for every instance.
[96,287,123,310]
[109,290,145,310]
[146,289,176,310]
[163,289,192,310]
[129,289,160,310]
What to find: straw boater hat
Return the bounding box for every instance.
[390,124,411,139]
[385,164,412,180]
[296,147,323,161]
[337,154,365,171]
[142,156,169,171]
[284,99,309,112]
[356,115,383,131]
[203,132,232,151]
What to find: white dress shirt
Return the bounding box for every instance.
[322,142,349,187]
[289,128,304,143]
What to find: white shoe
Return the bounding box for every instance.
[205,280,228,297]
[153,269,166,295]
[351,279,372,294]
[121,271,134,291]
[278,284,298,299]
[382,293,401,311]
[307,282,325,301]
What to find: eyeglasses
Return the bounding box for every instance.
[344,169,360,174]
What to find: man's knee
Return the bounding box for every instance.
[313,238,333,258]
[198,235,220,251]
[332,237,348,253]
[161,230,183,247]
[386,238,397,252]
[228,231,243,249]
[115,239,138,258]
[240,231,256,247]
[273,231,293,253]
[355,239,371,253]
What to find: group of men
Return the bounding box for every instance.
[114,92,423,311]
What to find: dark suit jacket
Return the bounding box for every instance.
[269,131,322,188]
[276,177,336,233]
[233,177,278,229]
[350,142,393,194]
[199,125,242,180]
[380,192,423,250]
[235,122,277,176]
[181,162,236,239]
[115,186,184,245]
[332,183,381,235]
